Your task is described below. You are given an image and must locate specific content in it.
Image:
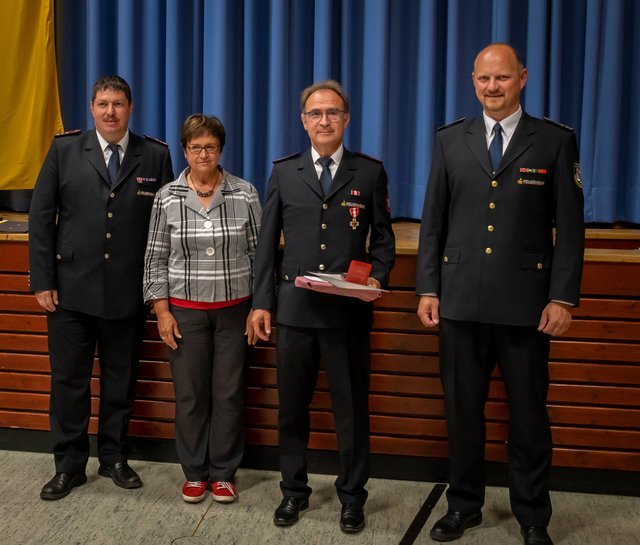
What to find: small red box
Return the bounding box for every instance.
[345,260,372,285]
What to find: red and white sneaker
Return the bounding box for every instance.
[212,481,238,503]
[182,481,208,503]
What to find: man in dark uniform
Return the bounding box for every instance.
[249,80,395,533]
[29,75,173,500]
[416,44,584,545]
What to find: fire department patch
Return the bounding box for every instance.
[573,163,583,189]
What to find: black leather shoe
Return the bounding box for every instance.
[521,526,554,545]
[273,496,309,526]
[430,511,482,541]
[98,461,142,489]
[40,472,87,500]
[340,503,365,534]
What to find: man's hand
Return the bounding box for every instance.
[538,301,572,336]
[367,277,381,289]
[249,309,272,344]
[417,295,440,327]
[35,290,58,312]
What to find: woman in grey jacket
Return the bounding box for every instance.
[144,114,261,504]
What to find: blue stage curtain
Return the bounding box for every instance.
[55,0,640,223]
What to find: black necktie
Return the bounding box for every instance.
[488,123,503,172]
[318,156,333,196]
[107,143,120,185]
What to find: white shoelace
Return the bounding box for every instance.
[215,481,237,497]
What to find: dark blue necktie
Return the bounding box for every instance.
[488,123,503,173]
[107,143,120,185]
[318,156,333,196]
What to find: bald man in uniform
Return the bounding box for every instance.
[417,44,584,545]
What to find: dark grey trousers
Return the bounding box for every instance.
[169,300,250,482]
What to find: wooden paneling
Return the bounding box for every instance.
[1,225,640,473]
[581,261,640,297]
[0,273,29,292]
[0,240,28,271]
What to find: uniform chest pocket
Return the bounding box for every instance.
[340,199,367,228]
[137,182,158,197]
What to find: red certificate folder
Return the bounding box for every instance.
[294,272,385,302]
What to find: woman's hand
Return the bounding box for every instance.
[153,299,182,350]
[245,309,256,344]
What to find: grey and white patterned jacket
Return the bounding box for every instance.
[143,167,261,303]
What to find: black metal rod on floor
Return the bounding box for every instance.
[398,483,447,545]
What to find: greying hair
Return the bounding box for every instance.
[300,80,350,113]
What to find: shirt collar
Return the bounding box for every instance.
[482,106,522,141]
[311,144,344,167]
[95,129,130,154]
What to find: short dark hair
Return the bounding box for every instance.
[180,114,226,152]
[91,75,132,104]
[300,80,350,113]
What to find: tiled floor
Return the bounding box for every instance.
[1,450,638,545]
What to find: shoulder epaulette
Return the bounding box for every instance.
[544,117,573,131]
[353,150,382,163]
[437,117,466,131]
[273,151,301,164]
[144,134,169,146]
[54,129,82,138]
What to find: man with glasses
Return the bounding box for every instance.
[250,80,395,533]
[29,75,173,500]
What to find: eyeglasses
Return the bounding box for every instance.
[303,109,345,123]
[187,144,220,155]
